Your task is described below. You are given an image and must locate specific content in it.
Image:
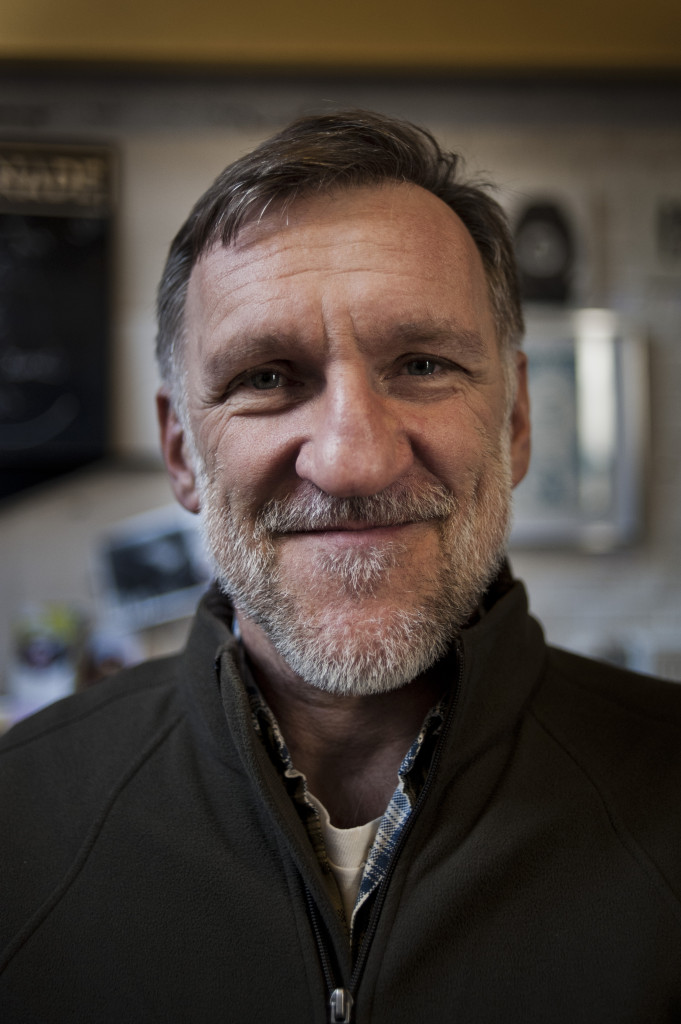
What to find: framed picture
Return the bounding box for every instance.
[97,505,211,629]
[510,309,648,550]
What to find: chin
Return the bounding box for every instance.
[197,437,513,697]
[265,604,453,697]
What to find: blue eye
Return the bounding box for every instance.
[250,371,283,390]
[405,358,437,376]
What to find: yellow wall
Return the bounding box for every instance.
[1,0,680,71]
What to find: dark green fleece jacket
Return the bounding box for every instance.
[2,580,681,1023]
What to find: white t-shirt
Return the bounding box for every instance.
[307,791,382,924]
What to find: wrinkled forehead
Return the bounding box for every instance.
[185,182,492,331]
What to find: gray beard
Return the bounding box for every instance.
[196,446,512,697]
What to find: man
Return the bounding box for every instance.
[1,111,680,1023]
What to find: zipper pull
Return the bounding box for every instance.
[329,987,353,1023]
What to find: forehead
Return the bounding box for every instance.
[184,183,494,347]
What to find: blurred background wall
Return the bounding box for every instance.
[0,0,680,715]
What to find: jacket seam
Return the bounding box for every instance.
[0,677,176,753]
[529,706,681,927]
[0,712,184,975]
[547,654,681,733]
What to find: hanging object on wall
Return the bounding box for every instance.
[0,142,115,501]
[510,308,648,551]
[513,200,575,305]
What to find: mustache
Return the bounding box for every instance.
[253,480,457,537]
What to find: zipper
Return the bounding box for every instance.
[305,641,465,1022]
[349,641,464,995]
[305,886,354,1022]
[329,987,354,1023]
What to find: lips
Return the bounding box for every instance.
[291,519,413,533]
[280,521,425,551]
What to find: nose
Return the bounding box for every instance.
[295,364,413,497]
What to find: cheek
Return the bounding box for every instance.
[202,416,301,509]
[408,407,501,492]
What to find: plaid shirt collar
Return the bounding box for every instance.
[245,674,445,934]
[220,571,510,937]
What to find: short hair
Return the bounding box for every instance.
[156,109,524,395]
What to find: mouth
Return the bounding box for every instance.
[254,480,456,544]
[292,519,412,532]
[281,520,424,545]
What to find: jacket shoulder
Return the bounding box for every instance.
[531,646,681,901]
[537,645,681,734]
[1,652,182,750]
[0,655,186,953]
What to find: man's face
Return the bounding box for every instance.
[162,183,530,695]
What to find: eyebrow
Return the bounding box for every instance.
[388,320,488,359]
[200,333,295,387]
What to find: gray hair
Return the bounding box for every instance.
[156,109,524,401]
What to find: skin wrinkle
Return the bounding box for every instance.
[200,321,489,398]
[180,188,515,421]
[151,122,530,825]
[190,190,487,328]
[190,389,513,697]
[156,125,526,395]
[164,183,529,699]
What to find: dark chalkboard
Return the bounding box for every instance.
[0,144,113,500]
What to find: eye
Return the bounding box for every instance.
[404,358,439,376]
[219,363,305,407]
[248,370,284,390]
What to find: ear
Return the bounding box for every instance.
[156,387,201,514]
[509,350,531,489]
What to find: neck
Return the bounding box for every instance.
[238,613,448,828]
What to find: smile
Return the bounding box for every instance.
[281,521,425,545]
